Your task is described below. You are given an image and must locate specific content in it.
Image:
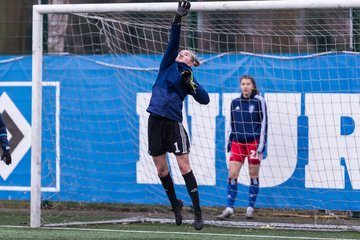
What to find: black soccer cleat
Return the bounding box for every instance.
[193,210,204,230]
[173,199,183,225]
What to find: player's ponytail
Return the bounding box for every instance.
[193,57,201,67]
[188,50,201,67]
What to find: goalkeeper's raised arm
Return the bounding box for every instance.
[0,113,11,165]
[159,0,193,71]
[148,0,209,122]
[146,0,208,231]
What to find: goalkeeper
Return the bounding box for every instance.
[0,113,12,165]
[146,0,209,231]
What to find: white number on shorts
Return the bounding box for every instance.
[174,142,180,153]
[250,150,259,159]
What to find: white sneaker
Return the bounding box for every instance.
[216,207,234,219]
[246,206,254,219]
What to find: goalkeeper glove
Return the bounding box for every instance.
[182,70,198,94]
[1,146,11,165]
[173,0,191,24]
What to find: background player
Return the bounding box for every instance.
[217,75,267,219]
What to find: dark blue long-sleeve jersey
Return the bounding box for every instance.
[146,24,210,122]
[229,92,268,153]
[0,113,10,151]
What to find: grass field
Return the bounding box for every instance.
[0,223,360,240]
[0,208,359,240]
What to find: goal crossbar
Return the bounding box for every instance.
[33,0,360,14]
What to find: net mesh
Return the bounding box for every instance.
[37,6,360,228]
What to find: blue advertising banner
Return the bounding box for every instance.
[0,52,359,211]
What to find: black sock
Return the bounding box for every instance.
[183,170,201,212]
[159,173,178,208]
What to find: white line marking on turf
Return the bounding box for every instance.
[0,225,357,240]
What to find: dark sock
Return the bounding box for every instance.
[159,173,178,208]
[183,170,201,212]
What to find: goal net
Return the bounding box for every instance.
[30,1,360,230]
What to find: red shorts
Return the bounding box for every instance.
[229,139,261,165]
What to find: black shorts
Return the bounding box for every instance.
[148,114,190,157]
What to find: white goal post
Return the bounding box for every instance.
[32,0,360,228]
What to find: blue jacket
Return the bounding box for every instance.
[0,113,10,151]
[147,24,210,122]
[229,92,268,153]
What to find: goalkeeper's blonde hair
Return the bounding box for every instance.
[188,50,201,67]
